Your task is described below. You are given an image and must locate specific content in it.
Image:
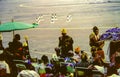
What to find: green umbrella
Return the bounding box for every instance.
[0,21,38,36]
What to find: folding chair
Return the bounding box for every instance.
[16,64,27,73]
[13,60,27,73]
[75,67,92,77]
[92,70,104,77]
[58,58,64,62]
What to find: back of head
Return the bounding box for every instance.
[97,47,102,51]
[41,55,49,64]
[14,34,20,40]
[75,47,81,53]
[91,46,97,52]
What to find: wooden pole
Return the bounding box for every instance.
[13,30,15,38]
[12,19,15,38]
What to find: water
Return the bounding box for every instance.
[0,0,120,27]
[0,0,120,59]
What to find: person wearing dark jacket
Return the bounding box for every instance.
[58,28,74,58]
[11,34,23,60]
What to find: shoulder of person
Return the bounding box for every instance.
[59,36,63,40]
[90,32,95,37]
[66,35,72,38]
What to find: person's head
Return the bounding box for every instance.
[41,55,49,64]
[54,47,60,56]
[61,28,67,36]
[81,53,88,61]
[75,47,81,54]
[8,42,13,48]
[97,47,102,51]
[93,26,99,35]
[91,46,97,52]
[14,34,20,40]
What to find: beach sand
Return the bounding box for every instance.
[2,27,111,62]
[1,0,120,61]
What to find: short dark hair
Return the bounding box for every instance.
[14,34,20,40]
[93,26,99,32]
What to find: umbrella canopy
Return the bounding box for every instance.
[0,22,38,36]
[0,22,38,32]
[100,27,120,41]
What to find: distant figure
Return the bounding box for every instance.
[89,26,104,49]
[0,49,10,77]
[76,51,90,67]
[0,32,4,50]
[110,48,120,65]
[73,47,81,63]
[41,55,49,65]
[96,47,105,61]
[23,36,31,60]
[109,40,120,58]
[54,47,61,57]
[58,28,74,57]
[12,34,23,60]
[12,34,22,51]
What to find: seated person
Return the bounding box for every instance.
[73,47,81,63]
[0,50,10,77]
[76,51,90,67]
[7,34,26,60]
[110,48,120,65]
[41,55,49,65]
[96,47,105,63]
[64,50,75,63]
[92,51,105,66]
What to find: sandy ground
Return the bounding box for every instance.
[0,0,120,61]
[2,27,111,62]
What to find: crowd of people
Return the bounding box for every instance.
[0,26,120,77]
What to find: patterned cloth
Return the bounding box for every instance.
[17,70,39,77]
